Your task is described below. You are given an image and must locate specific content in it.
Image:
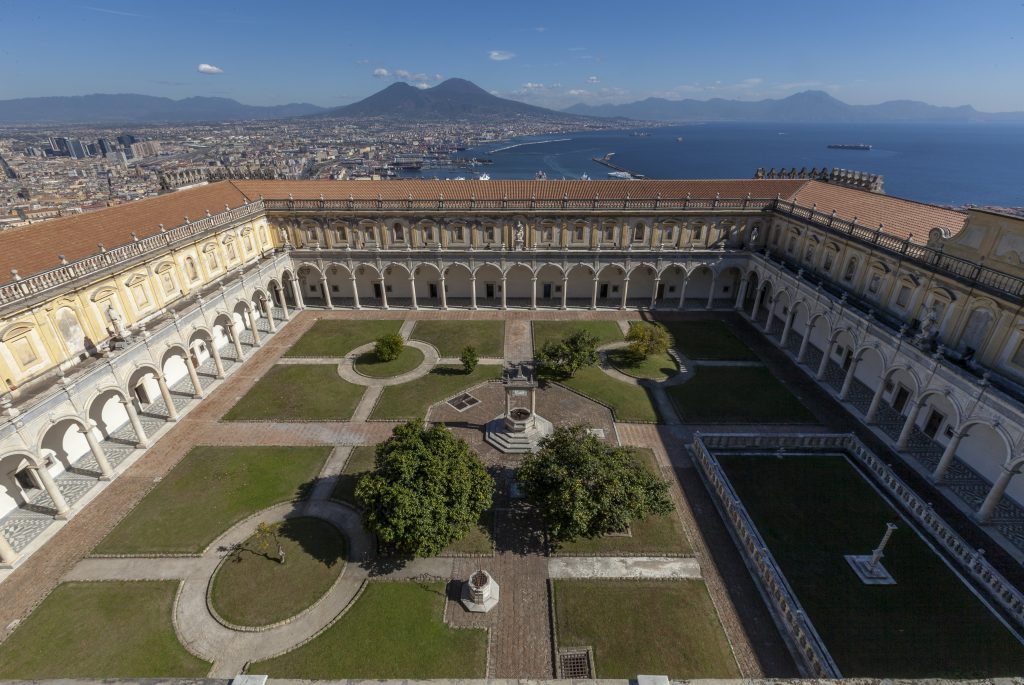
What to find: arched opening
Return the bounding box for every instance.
[535,264,565,307]
[658,265,686,307]
[353,264,383,306]
[595,264,625,307]
[87,388,133,446]
[628,265,657,307]
[382,264,413,307]
[957,422,1015,505]
[39,418,90,474]
[743,271,760,311]
[323,265,354,308]
[280,270,298,308]
[683,266,713,308]
[504,264,534,307]
[712,266,742,308]
[565,265,596,308]
[0,453,42,517]
[413,263,443,307]
[444,263,474,307]
[161,346,197,395]
[231,301,258,348]
[297,265,326,307]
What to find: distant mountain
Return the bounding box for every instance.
[0,94,326,124]
[564,90,1024,123]
[317,78,591,121]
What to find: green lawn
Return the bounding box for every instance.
[285,320,403,357]
[442,510,495,555]
[606,348,678,381]
[554,449,690,555]
[0,581,209,678]
[719,454,1024,678]
[412,320,505,357]
[331,445,377,507]
[553,579,739,679]
[559,365,660,423]
[210,517,347,627]
[370,364,502,420]
[223,365,366,421]
[95,446,331,554]
[532,320,624,352]
[667,366,816,423]
[251,581,487,678]
[353,346,425,378]
[656,320,758,361]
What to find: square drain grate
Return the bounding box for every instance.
[558,648,593,679]
[447,392,480,412]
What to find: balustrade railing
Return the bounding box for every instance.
[262,195,775,213]
[0,200,265,308]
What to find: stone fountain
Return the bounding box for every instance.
[485,363,553,453]
[461,569,500,612]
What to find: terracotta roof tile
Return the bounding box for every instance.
[0,182,249,282]
[786,180,966,244]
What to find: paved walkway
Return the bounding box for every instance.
[548,556,701,579]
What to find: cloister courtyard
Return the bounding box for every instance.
[0,308,1021,680]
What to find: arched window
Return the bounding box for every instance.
[243,233,253,252]
[843,257,857,281]
[225,240,238,262]
[184,257,199,281]
[206,249,218,272]
[961,308,994,354]
[393,223,405,242]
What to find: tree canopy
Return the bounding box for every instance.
[355,420,493,557]
[516,424,673,543]
[625,321,671,359]
[536,329,599,378]
[374,333,404,362]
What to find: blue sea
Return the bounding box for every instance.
[405,122,1024,208]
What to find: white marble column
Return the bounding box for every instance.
[261,298,277,332]
[705,281,716,310]
[734,277,749,310]
[246,308,262,346]
[500,277,507,310]
[590,277,599,310]
[183,353,204,398]
[677,280,687,310]
[379,279,390,310]
[797,324,814,363]
[319,276,333,309]
[816,341,833,379]
[439,276,448,310]
[650,277,661,309]
[470,277,478,310]
[750,286,764,320]
[79,421,114,479]
[156,372,179,421]
[977,466,1016,523]
[896,400,924,449]
[33,465,69,518]
[208,342,226,379]
[277,285,290,319]
[0,531,17,565]
[230,325,245,361]
[289,278,304,309]
[561,278,569,310]
[120,398,149,447]
[780,311,795,347]
[839,356,859,399]
[530,277,538,310]
[932,430,965,482]
[350,276,362,310]
[409,276,418,310]
[619,278,630,310]
[762,305,774,332]
[864,377,886,423]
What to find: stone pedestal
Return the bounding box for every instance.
[844,554,896,585]
[485,363,553,453]
[461,570,500,613]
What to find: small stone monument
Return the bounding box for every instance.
[461,570,500,612]
[845,522,898,585]
[485,363,553,453]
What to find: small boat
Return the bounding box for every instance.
[580,173,591,181]
[478,173,490,180]
[607,171,632,179]
[828,143,872,150]
[535,170,548,180]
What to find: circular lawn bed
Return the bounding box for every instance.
[353,346,425,378]
[607,348,678,381]
[210,517,347,627]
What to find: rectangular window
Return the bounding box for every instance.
[424,227,434,241]
[485,227,495,242]
[664,227,674,242]
[454,226,464,241]
[394,225,404,241]
[694,226,704,241]
[923,410,944,438]
[543,227,553,242]
[604,227,614,241]
[574,227,584,241]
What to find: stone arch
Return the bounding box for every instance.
[565,264,596,305]
[916,388,962,437]
[440,262,471,305]
[535,264,566,306]
[322,263,354,307]
[955,419,1015,501]
[627,264,657,306]
[657,264,686,304]
[683,264,713,307]
[787,299,811,341]
[211,312,239,358]
[504,264,534,305]
[743,270,761,310]
[596,263,626,306]
[187,326,216,372]
[280,269,298,307]
[711,265,743,307]
[85,386,131,440]
[160,343,193,392]
[296,263,326,306]
[0,451,43,514]
[37,415,91,472]
[851,344,887,389]
[413,263,443,306]
[382,263,413,306]
[957,304,997,356]
[352,263,383,305]
[125,363,164,410]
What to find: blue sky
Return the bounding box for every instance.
[2,0,1022,111]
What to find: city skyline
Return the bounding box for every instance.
[1,0,1023,111]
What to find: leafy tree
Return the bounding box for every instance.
[536,329,599,378]
[517,424,673,543]
[460,345,479,373]
[625,321,671,359]
[252,521,286,564]
[356,420,494,557]
[374,333,404,362]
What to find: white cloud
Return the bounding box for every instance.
[568,89,588,96]
[586,75,599,84]
[373,68,391,78]
[197,63,223,75]
[489,50,515,61]
[521,82,545,91]
[535,26,546,32]
[413,82,430,89]
[355,58,370,65]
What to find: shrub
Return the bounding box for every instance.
[536,329,599,378]
[460,346,479,373]
[625,321,671,359]
[374,333,404,362]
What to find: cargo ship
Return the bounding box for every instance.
[828,143,872,150]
